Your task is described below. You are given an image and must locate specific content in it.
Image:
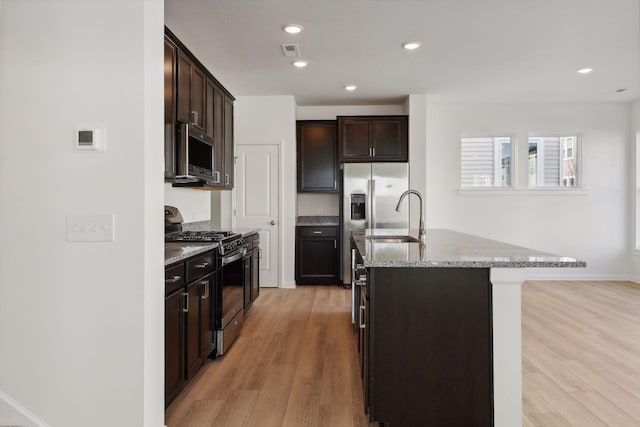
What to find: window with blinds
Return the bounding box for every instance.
[461,137,512,188]
[528,136,579,187]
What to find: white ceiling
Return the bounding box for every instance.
[165,0,640,106]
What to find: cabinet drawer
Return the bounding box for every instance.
[186,252,215,282]
[298,227,338,238]
[165,263,185,295]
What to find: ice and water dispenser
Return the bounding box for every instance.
[350,193,366,220]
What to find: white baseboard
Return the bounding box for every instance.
[280,281,296,289]
[0,389,50,427]
[524,271,631,281]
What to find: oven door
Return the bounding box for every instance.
[219,248,247,329]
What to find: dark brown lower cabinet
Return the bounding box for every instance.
[359,266,493,426]
[243,233,261,312]
[295,226,340,285]
[165,250,218,408]
[164,288,185,405]
[251,247,260,302]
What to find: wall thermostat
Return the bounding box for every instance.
[74,127,105,152]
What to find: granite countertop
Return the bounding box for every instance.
[352,228,586,268]
[165,242,220,266]
[297,216,340,226]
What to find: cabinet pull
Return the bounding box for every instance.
[213,171,221,184]
[225,174,230,186]
[313,231,323,234]
[369,147,372,157]
[165,275,181,284]
[195,262,209,269]
[201,281,209,299]
[372,147,375,157]
[334,240,337,249]
[334,180,337,189]
[183,292,189,313]
[190,111,198,125]
[359,305,366,329]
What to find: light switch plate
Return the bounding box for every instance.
[66,214,115,242]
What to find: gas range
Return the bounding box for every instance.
[164,206,245,256]
[165,230,245,256]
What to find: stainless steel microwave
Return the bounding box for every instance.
[175,124,219,184]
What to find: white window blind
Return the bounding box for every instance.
[461,137,512,188]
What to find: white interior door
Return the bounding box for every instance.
[234,144,280,287]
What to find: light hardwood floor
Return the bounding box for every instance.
[523,280,640,426]
[166,281,640,427]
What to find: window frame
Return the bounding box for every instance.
[460,135,515,189]
[527,134,582,189]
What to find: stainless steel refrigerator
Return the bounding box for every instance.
[342,163,409,283]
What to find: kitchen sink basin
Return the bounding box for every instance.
[366,236,422,243]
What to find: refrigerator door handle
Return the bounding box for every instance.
[370,179,376,228]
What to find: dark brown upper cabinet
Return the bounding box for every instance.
[164,37,178,179]
[223,96,235,189]
[297,121,338,193]
[177,50,206,131]
[338,116,408,162]
[165,27,235,190]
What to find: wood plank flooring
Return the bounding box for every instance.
[166,281,640,427]
[523,280,640,427]
[165,286,370,427]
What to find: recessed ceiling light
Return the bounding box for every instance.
[283,24,304,34]
[402,41,422,51]
[577,67,593,74]
[344,85,357,91]
[292,60,308,68]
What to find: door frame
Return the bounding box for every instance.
[232,141,282,288]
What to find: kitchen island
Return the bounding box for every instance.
[350,228,585,427]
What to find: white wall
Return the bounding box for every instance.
[296,104,404,120]
[0,1,164,426]
[164,183,211,222]
[234,96,297,287]
[297,194,339,216]
[426,103,630,280]
[407,95,428,230]
[630,100,640,282]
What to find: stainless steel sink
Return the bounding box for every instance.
[366,236,421,243]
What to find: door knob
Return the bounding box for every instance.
[270,220,276,225]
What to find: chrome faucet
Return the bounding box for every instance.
[395,190,425,239]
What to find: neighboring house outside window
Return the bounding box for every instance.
[461,136,513,188]
[528,136,580,188]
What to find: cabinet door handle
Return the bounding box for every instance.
[369,147,372,157]
[334,240,337,249]
[313,231,323,234]
[183,292,189,313]
[190,111,198,126]
[195,262,209,269]
[334,180,337,189]
[225,174,230,186]
[165,275,181,284]
[213,171,221,184]
[372,147,375,157]
[359,305,366,329]
[200,281,209,299]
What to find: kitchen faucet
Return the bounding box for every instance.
[395,190,425,239]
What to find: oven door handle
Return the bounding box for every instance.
[221,246,247,266]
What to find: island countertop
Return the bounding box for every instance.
[352,228,586,268]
